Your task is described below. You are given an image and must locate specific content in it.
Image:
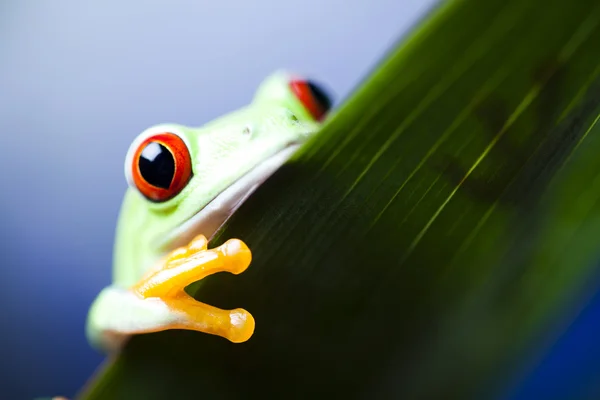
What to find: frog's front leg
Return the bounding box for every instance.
[131,234,255,343]
[87,235,254,351]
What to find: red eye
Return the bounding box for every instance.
[289,79,332,121]
[131,132,193,202]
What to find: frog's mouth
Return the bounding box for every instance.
[157,144,301,252]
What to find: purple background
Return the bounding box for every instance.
[1,1,599,398]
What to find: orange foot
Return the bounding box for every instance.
[130,234,255,343]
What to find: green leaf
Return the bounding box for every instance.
[79,0,600,398]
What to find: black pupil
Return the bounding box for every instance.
[138,142,175,189]
[307,81,332,112]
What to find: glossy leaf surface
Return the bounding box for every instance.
[80,0,600,398]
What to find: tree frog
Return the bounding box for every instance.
[86,71,332,352]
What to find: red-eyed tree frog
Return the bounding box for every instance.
[86,71,333,352]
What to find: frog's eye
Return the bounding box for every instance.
[128,132,193,202]
[289,79,332,121]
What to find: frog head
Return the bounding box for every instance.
[113,71,333,286]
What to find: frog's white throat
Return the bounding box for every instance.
[159,144,300,251]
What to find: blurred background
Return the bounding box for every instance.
[1,1,599,399]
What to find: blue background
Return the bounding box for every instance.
[1,1,599,399]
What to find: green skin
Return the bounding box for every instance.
[86,71,324,352]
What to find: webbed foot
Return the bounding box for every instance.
[130,234,255,343]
